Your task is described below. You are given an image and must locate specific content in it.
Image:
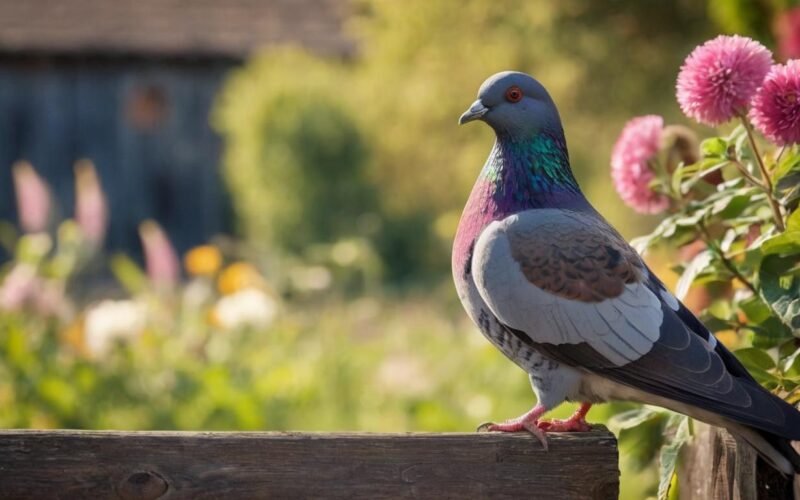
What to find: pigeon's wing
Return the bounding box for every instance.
[473,208,662,365]
[473,208,800,438]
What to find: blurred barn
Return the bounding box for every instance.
[0,0,352,256]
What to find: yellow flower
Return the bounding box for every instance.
[61,319,87,356]
[217,262,263,295]
[184,245,222,276]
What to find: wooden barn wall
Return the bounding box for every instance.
[0,57,234,259]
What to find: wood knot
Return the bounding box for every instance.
[117,470,168,500]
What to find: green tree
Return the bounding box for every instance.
[214,50,376,254]
[215,0,712,283]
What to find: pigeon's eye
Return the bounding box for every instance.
[505,86,523,103]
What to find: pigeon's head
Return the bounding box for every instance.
[459,71,562,139]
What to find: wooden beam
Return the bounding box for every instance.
[679,422,797,500]
[0,428,618,499]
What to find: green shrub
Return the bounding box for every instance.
[214,50,377,255]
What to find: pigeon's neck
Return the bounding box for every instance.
[482,131,583,211]
[453,131,587,282]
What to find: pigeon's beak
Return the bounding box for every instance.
[459,100,489,125]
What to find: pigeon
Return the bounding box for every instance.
[453,70,800,474]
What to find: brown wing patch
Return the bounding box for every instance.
[507,221,644,302]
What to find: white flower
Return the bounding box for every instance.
[84,300,147,357]
[213,288,277,331]
[182,279,213,310]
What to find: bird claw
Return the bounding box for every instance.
[475,412,550,450]
[537,418,592,433]
[476,422,495,433]
[522,420,549,450]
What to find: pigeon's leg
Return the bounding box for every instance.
[537,403,592,432]
[476,404,549,449]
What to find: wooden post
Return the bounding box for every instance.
[0,428,619,499]
[679,422,797,500]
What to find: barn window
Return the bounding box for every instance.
[126,85,168,131]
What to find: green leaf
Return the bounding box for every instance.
[701,316,738,333]
[658,415,690,500]
[719,229,737,253]
[759,255,800,332]
[738,295,771,324]
[632,214,698,251]
[787,209,800,232]
[615,408,670,470]
[761,231,800,256]
[749,318,794,349]
[781,184,800,214]
[16,233,52,264]
[715,193,753,219]
[608,406,661,431]
[676,250,713,300]
[783,347,800,378]
[110,254,148,294]
[680,160,728,194]
[725,124,746,144]
[779,339,799,359]
[700,137,728,157]
[773,147,800,185]
[707,300,733,320]
[671,161,698,195]
[734,135,751,162]
[746,366,781,390]
[734,347,776,370]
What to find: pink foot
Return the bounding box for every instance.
[537,403,593,433]
[476,404,549,450]
[537,418,591,432]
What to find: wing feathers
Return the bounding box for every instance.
[474,210,663,366]
[473,208,800,439]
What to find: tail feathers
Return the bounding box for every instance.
[743,429,800,475]
[764,433,800,475]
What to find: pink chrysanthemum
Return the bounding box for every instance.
[677,35,773,126]
[750,60,800,146]
[776,8,800,61]
[611,115,669,214]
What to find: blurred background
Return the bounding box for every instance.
[0,0,797,497]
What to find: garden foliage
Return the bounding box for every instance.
[610,35,800,499]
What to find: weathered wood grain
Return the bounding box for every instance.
[0,428,619,499]
[679,422,795,500]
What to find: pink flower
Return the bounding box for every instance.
[677,35,773,125]
[0,264,67,317]
[12,161,52,233]
[750,60,800,146]
[139,220,180,288]
[776,8,800,61]
[0,264,39,312]
[611,115,670,214]
[74,159,108,246]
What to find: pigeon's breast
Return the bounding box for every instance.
[452,179,533,364]
[453,214,548,373]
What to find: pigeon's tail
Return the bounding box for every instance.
[762,433,800,475]
[737,427,800,475]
